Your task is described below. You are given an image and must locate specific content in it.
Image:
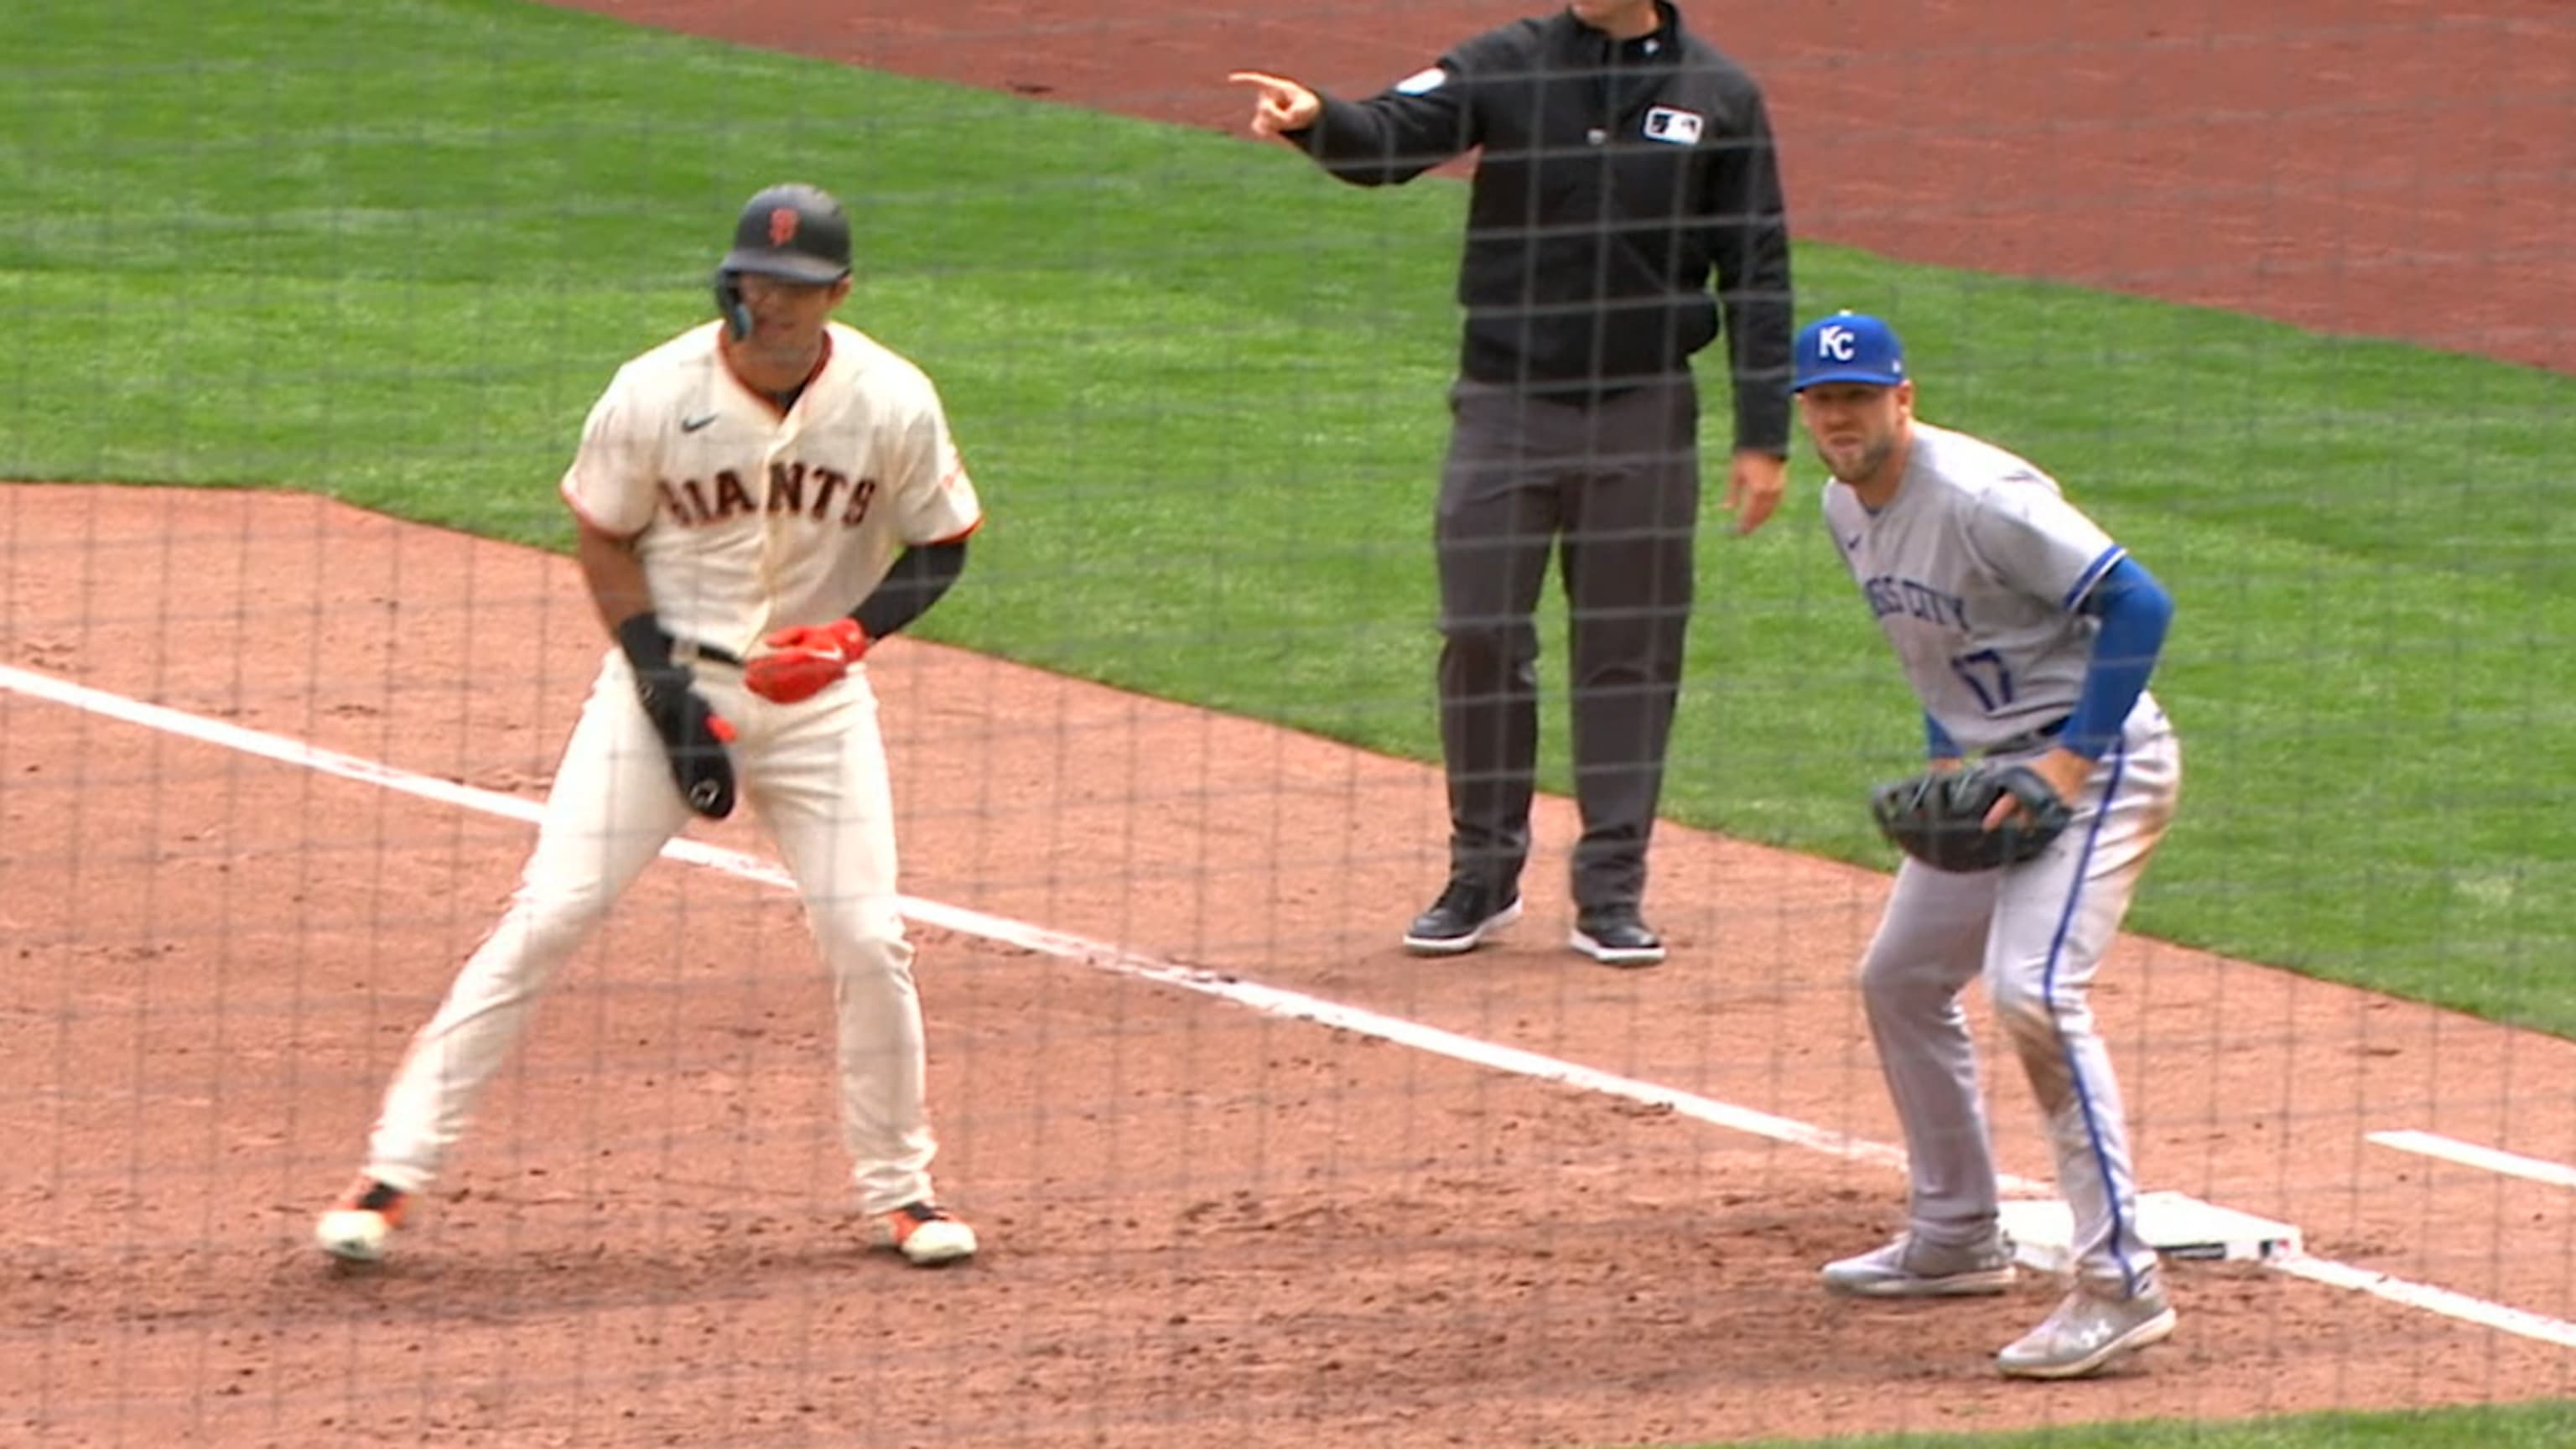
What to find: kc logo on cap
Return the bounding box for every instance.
[1793,309,1908,392]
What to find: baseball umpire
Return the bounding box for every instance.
[317,183,983,1269]
[1230,0,1795,968]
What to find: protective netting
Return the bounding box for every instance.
[4,3,2572,1446]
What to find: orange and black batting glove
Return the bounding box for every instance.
[615,613,739,819]
[744,617,869,705]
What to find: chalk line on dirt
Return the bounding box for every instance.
[8,660,2568,1351]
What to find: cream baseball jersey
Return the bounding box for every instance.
[319,185,987,1276]
[559,319,982,656]
[1821,422,2142,752]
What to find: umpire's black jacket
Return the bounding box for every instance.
[1285,1,1794,454]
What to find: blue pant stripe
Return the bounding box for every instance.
[2042,732,2137,1294]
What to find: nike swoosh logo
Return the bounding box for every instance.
[681,413,718,433]
[1841,534,1863,552]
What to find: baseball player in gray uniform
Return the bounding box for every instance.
[315,183,980,1270]
[1794,312,2182,1379]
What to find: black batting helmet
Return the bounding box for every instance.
[718,183,852,284]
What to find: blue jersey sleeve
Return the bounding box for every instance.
[2062,557,2174,759]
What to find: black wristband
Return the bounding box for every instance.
[614,612,676,672]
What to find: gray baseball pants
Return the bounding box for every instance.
[1860,709,2180,1291]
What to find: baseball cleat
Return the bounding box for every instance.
[1997,1280,2177,1379]
[1568,908,1665,967]
[1402,882,1522,955]
[1820,1230,2017,1297]
[873,1202,978,1266]
[315,1176,411,1264]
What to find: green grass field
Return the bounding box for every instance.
[1711,1398,2576,1449]
[3,4,2570,1441]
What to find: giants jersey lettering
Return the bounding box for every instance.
[559,320,982,656]
[1822,423,2144,751]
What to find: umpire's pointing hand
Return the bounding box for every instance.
[1727,449,1788,536]
[1228,71,1322,138]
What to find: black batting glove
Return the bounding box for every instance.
[615,613,737,820]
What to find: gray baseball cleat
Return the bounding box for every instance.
[1820,1230,2018,1297]
[1996,1279,2177,1379]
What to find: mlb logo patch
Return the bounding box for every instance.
[1642,106,1703,145]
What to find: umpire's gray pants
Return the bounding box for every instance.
[1435,376,1699,911]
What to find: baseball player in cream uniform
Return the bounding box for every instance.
[318,183,981,1268]
[1794,312,2182,1378]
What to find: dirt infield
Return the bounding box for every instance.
[8,4,2576,1446]
[8,486,2576,1446]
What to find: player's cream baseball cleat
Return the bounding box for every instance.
[1996,1279,2177,1379]
[873,1202,978,1266]
[315,1176,411,1263]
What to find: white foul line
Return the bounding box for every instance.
[886,895,1935,1180]
[8,660,2572,1352]
[0,662,1919,1177]
[2370,1130,2576,1193]
[2273,1254,2576,1349]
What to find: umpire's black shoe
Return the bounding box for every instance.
[1570,907,1665,968]
[1402,880,1523,956]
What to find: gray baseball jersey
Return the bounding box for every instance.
[1823,422,2144,750]
[1828,419,2180,1296]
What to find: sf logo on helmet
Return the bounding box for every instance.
[1817,325,1858,361]
[769,207,799,246]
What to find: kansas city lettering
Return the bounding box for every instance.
[657,465,879,527]
[1862,574,1970,629]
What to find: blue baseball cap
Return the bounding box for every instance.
[1792,311,1907,391]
